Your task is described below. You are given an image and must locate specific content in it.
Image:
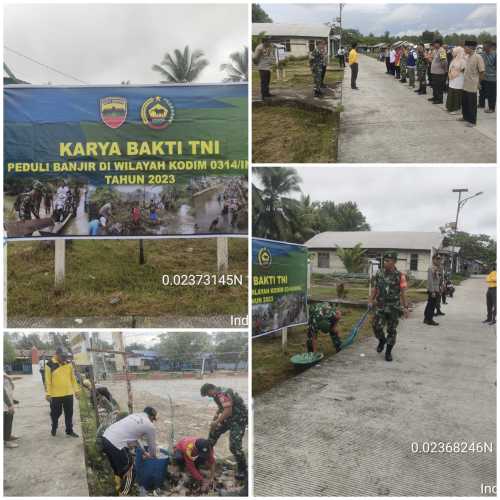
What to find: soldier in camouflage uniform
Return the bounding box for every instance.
[369,251,409,362]
[201,383,248,480]
[309,40,328,97]
[15,181,44,221]
[416,44,427,95]
[399,46,408,83]
[307,302,342,353]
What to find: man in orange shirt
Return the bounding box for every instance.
[173,437,215,493]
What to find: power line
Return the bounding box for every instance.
[4,45,88,84]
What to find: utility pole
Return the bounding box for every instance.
[339,4,344,51]
[451,188,483,272]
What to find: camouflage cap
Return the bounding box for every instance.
[383,251,398,261]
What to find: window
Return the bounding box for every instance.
[308,39,315,52]
[285,40,291,52]
[410,253,418,271]
[318,252,330,268]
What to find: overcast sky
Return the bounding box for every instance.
[258,3,497,37]
[257,167,497,238]
[4,4,248,85]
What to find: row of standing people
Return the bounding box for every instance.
[383,39,496,127]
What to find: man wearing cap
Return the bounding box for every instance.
[173,437,215,493]
[461,40,486,127]
[102,407,158,495]
[429,39,448,104]
[424,254,442,326]
[253,36,275,100]
[45,347,80,438]
[200,383,247,480]
[368,251,409,362]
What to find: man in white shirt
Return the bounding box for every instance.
[389,47,396,75]
[102,407,158,495]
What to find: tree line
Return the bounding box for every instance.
[152,45,248,83]
[252,4,496,47]
[252,167,370,244]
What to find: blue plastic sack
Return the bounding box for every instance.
[134,447,170,491]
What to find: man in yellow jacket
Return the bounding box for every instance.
[484,264,496,325]
[348,42,360,90]
[45,347,80,437]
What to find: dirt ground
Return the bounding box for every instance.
[3,374,88,496]
[105,373,248,462]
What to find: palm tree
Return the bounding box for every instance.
[252,167,303,242]
[220,47,248,82]
[336,243,367,273]
[152,46,209,83]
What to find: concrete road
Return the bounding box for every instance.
[338,55,496,163]
[254,276,496,496]
[3,374,88,496]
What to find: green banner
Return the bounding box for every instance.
[252,238,308,336]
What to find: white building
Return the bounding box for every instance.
[252,23,339,58]
[306,231,444,280]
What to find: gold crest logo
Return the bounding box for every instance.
[140,96,175,130]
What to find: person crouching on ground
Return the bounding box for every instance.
[173,437,215,493]
[102,407,158,496]
[446,46,466,114]
[307,302,342,353]
[253,36,274,100]
[460,40,485,127]
[348,42,359,89]
[45,347,80,438]
[484,264,496,325]
[369,251,409,362]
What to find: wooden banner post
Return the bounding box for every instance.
[217,237,229,273]
[282,327,288,353]
[54,239,66,290]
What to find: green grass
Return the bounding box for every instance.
[7,239,248,319]
[252,105,338,163]
[252,59,344,92]
[79,391,116,496]
[252,59,343,163]
[311,285,428,304]
[252,306,371,396]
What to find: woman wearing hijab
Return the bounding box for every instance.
[446,46,466,114]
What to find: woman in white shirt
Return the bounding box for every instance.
[446,46,466,114]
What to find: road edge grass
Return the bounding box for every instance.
[79,391,116,497]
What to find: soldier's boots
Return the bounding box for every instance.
[376,338,386,353]
[424,319,439,326]
[235,458,248,481]
[385,345,393,362]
